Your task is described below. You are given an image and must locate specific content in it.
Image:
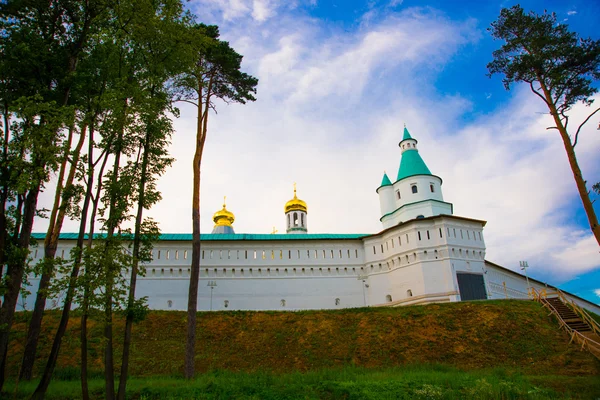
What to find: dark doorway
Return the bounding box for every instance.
[457,273,487,301]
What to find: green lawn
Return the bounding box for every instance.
[5,365,600,399]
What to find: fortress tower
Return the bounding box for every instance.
[377,126,453,229]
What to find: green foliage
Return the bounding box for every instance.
[122,297,150,323]
[487,5,600,115]
[173,23,258,109]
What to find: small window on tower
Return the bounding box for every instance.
[294,212,298,226]
[430,184,435,193]
[411,185,418,194]
[301,213,304,226]
[396,190,401,200]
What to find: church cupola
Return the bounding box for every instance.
[212,197,235,234]
[285,184,307,234]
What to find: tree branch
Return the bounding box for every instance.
[528,81,550,106]
[573,106,600,148]
[174,99,199,108]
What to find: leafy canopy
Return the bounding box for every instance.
[487,5,600,116]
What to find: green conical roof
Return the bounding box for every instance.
[380,172,392,187]
[396,129,432,181]
[397,150,432,181]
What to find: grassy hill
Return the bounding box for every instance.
[5,300,600,399]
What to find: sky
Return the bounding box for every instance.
[35,0,600,304]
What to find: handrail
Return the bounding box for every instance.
[529,287,600,335]
[530,287,600,360]
[555,288,600,336]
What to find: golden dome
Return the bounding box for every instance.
[213,197,235,227]
[285,184,307,214]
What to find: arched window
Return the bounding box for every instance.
[224,300,229,308]
[411,185,418,194]
[294,212,298,226]
[396,190,401,199]
[280,299,286,307]
[407,289,413,297]
[301,213,304,226]
[386,294,393,302]
[167,300,173,308]
[288,214,291,227]
[335,298,340,305]
[430,184,435,193]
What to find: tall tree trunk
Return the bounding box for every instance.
[81,144,108,400]
[20,123,86,380]
[31,121,96,398]
[185,77,212,379]
[538,78,600,246]
[0,185,40,390]
[103,104,128,400]
[117,126,151,400]
[0,106,11,278]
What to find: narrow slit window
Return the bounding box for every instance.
[426,230,430,240]
[418,232,421,241]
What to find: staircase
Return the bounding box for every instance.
[531,288,600,360]
[542,297,592,332]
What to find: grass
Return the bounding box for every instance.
[5,300,600,398]
[4,365,600,399]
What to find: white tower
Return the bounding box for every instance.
[285,184,308,234]
[379,126,453,229]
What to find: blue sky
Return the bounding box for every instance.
[36,0,600,304]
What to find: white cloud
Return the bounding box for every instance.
[567,10,577,15]
[595,289,600,298]
[252,0,276,22]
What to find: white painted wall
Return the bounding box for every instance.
[15,216,600,315]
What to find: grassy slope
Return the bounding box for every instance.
[7,300,599,379]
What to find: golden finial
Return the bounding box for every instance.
[223,195,226,207]
[293,182,297,197]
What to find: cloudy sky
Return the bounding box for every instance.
[37,0,600,303]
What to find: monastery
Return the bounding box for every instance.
[22,127,600,314]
